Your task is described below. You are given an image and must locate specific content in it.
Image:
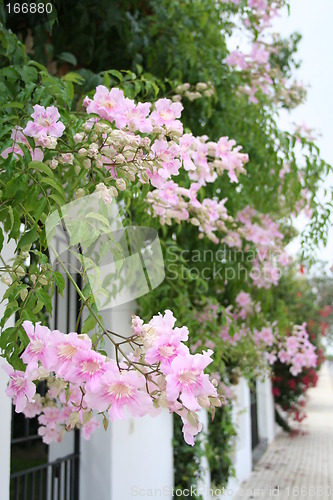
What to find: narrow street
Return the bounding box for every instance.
[233,364,333,499]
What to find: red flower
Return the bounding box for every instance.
[318,305,332,318]
[288,379,297,390]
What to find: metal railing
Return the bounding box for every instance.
[11,451,80,500]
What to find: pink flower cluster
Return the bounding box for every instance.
[146,180,231,243]
[225,43,273,104]
[233,207,285,289]
[81,86,249,189]
[5,313,221,446]
[276,323,317,376]
[223,0,295,104]
[3,86,249,247]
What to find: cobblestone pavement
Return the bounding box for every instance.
[233,363,333,500]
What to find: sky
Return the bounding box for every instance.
[273,0,333,267]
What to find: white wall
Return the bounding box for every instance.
[0,234,16,500]
[256,376,276,445]
[228,377,252,495]
[215,374,276,499]
[80,301,174,500]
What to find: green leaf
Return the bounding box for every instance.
[35,287,52,313]
[34,198,48,223]
[32,300,44,315]
[49,193,66,207]
[62,72,85,84]
[53,271,65,297]
[0,300,19,328]
[5,174,28,199]
[0,101,24,110]
[29,161,55,178]
[17,228,39,250]
[0,327,16,349]
[28,60,48,72]
[81,313,97,334]
[108,70,123,82]
[86,212,110,226]
[40,177,66,199]
[57,52,77,66]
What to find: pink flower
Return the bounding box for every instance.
[82,416,100,440]
[131,315,144,335]
[22,394,43,418]
[251,44,270,65]
[286,336,298,355]
[67,350,107,390]
[1,127,44,161]
[84,368,153,421]
[23,105,65,138]
[235,291,252,309]
[49,331,92,378]
[86,86,127,127]
[38,406,63,428]
[258,326,274,346]
[265,352,277,365]
[225,51,248,70]
[5,366,36,413]
[179,134,196,171]
[150,98,183,131]
[181,414,203,446]
[123,101,153,133]
[145,334,189,374]
[148,139,181,188]
[38,426,61,444]
[149,309,177,334]
[278,350,290,363]
[21,321,55,372]
[165,350,216,411]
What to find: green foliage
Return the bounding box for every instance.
[173,415,204,500]
[207,403,236,489]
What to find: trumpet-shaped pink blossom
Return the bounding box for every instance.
[23,105,65,138]
[21,321,54,371]
[67,350,107,390]
[166,350,216,411]
[49,330,92,378]
[85,369,154,421]
[5,366,36,413]
[86,86,128,127]
[150,98,183,132]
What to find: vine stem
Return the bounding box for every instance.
[49,243,149,377]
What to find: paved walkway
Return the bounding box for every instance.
[233,363,333,500]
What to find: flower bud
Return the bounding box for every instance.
[73,133,84,143]
[116,178,127,191]
[1,272,12,286]
[82,158,91,169]
[16,266,26,277]
[140,171,150,184]
[49,159,58,170]
[75,188,85,199]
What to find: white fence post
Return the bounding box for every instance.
[256,375,276,444]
